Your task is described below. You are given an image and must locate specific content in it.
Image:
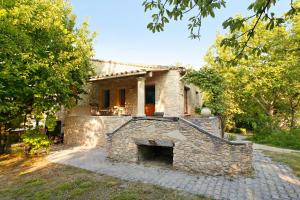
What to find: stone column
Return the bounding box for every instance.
[137,77,146,117]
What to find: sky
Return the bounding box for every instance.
[71,0,289,68]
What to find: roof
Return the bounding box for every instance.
[89,59,186,81]
[91,59,184,70]
[89,69,148,81]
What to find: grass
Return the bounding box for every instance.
[0,153,211,200]
[263,151,300,177]
[249,128,300,150]
[225,133,237,141]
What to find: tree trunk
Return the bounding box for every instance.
[0,124,11,153]
[0,125,3,154]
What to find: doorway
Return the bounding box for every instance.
[145,85,155,116]
[184,87,190,114]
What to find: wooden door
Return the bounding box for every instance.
[145,85,155,116]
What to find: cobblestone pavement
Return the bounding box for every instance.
[47,146,300,200]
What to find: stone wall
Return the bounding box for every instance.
[148,71,201,116]
[107,117,253,176]
[64,116,131,147]
[185,116,222,137]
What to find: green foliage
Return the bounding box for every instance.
[184,68,225,115]
[202,14,300,132]
[143,0,300,60]
[238,128,247,135]
[21,129,51,155]
[45,115,57,132]
[9,115,24,128]
[225,120,235,132]
[143,0,226,39]
[195,107,202,114]
[250,129,300,150]
[226,134,237,141]
[0,0,95,127]
[184,11,300,146]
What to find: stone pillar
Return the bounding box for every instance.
[137,77,146,117]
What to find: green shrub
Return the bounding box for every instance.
[239,128,247,135]
[251,128,300,150]
[45,115,57,132]
[226,134,237,141]
[21,129,51,155]
[195,107,202,114]
[225,120,235,132]
[9,115,24,128]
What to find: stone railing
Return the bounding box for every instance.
[184,116,222,138]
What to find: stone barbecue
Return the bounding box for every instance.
[107,117,253,176]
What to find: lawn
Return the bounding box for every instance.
[249,129,300,150]
[0,153,211,200]
[263,151,300,177]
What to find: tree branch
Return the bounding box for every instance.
[233,0,272,61]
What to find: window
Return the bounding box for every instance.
[103,90,110,108]
[119,89,125,107]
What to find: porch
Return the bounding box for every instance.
[88,71,162,117]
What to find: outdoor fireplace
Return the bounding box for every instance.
[107,117,253,176]
[137,144,173,165]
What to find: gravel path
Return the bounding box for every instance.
[47,146,300,200]
[252,143,300,154]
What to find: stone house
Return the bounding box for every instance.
[69,59,202,117]
[64,59,203,146]
[63,59,253,176]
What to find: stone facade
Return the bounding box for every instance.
[185,116,222,137]
[107,117,253,176]
[64,116,131,147]
[70,60,202,117]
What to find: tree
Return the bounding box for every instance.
[0,0,95,129]
[200,15,300,131]
[143,0,300,60]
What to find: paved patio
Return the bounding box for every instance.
[47,146,300,200]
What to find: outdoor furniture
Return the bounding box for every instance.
[90,103,100,116]
[99,109,112,116]
[112,106,126,116]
